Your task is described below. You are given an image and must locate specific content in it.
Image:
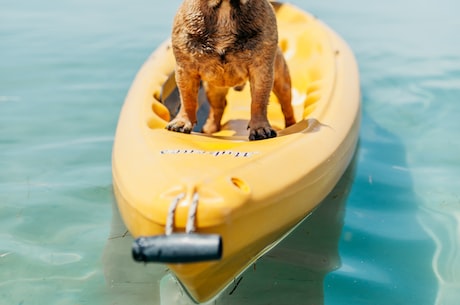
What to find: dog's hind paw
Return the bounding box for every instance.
[202,119,221,135]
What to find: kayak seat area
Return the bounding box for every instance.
[147,3,335,139]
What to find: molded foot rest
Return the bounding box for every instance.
[132,234,223,263]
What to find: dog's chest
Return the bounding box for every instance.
[175,1,263,86]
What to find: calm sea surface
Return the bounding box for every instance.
[1,0,459,304]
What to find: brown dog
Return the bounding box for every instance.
[166,0,295,140]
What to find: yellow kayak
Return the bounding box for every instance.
[112,2,360,303]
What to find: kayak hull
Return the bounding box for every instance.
[112,2,360,302]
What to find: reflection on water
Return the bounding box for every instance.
[103,156,357,305]
[419,196,460,305]
[325,113,439,305]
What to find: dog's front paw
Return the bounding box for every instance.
[248,123,277,141]
[166,118,194,134]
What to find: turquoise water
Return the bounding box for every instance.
[1,0,459,304]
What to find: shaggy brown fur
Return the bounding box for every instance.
[166,0,295,140]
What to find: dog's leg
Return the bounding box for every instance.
[273,48,296,128]
[202,83,229,134]
[166,68,200,133]
[248,63,277,141]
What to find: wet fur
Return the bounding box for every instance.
[166,0,295,140]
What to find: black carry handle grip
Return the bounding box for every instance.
[132,234,223,263]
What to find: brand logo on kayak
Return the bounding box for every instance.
[160,149,258,158]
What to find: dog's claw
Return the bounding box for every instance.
[249,126,277,141]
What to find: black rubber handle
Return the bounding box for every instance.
[132,233,223,263]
